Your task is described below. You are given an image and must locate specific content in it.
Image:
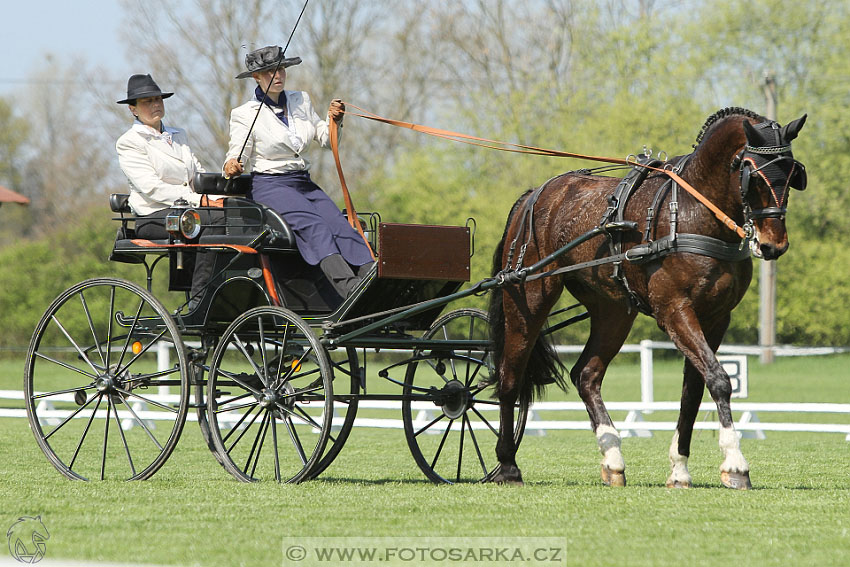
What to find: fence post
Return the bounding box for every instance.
[157,341,170,397]
[640,339,654,407]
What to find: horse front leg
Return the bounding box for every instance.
[667,315,734,488]
[660,309,751,489]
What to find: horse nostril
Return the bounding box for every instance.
[759,242,787,260]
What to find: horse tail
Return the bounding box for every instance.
[488,191,566,405]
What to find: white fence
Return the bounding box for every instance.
[3,342,849,440]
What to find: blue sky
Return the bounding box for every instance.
[0,1,127,96]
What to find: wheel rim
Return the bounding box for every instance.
[206,306,333,483]
[24,278,189,481]
[402,308,527,484]
[305,347,360,479]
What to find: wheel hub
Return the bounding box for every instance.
[258,389,278,408]
[438,379,469,420]
[95,375,114,392]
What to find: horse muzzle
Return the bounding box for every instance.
[750,220,789,260]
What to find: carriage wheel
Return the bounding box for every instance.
[24,278,189,481]
[206,306,333,483]
[306,347,360,479]
[402,308,528,484]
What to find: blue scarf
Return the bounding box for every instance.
[254,86,288,126]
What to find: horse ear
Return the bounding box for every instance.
[781,114,807,142]
[742,119,759,143]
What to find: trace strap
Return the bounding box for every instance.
[339,103,747,240]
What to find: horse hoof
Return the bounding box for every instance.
[490,464,524,486]
[721,470,752,490]
[601,465,626,487]
[666,478,691,489]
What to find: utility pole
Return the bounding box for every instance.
[759,73,777,364]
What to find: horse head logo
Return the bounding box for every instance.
[6,516,49,564]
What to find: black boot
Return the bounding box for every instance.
[319,254,360,298]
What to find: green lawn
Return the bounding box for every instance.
[1,354,849,567]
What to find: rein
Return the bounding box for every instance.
[338,103,747,239]
[329,118,375,259]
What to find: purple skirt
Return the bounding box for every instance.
[249,171,373,266]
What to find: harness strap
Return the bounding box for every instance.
[505,174,566,270]
[628,233,751,263]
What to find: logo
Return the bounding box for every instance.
[6,516,50,564]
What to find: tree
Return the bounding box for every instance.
[0,97,32,248]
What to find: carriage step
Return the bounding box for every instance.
[604,221,638,232]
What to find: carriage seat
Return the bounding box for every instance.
[108,191,299,265]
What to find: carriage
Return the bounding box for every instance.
[23,171,525,483]
[24,107,807,488]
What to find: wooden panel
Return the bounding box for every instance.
[378,223,470,281]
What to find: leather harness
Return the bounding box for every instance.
[503,154,750,315]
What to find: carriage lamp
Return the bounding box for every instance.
[165,198,202,269]
[178,209,202,240]
[165,199,202,240]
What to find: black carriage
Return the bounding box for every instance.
[24,174,526,483]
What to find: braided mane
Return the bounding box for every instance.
[694,107,764,147]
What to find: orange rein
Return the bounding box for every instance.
[336,103,747,240]
[328,117,376,260]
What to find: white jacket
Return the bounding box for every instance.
[116,122,205,215]
[224,90,338,174]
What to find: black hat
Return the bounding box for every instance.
[117,74,174,105]
[236,46,302,79]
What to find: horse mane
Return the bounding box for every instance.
[693,107,765,147]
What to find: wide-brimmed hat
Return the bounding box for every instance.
[236,46,302,79]
[117,74,174,105]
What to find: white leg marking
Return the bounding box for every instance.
[719,426,749,474]
[596,424,625,472]
[667,431,691,487]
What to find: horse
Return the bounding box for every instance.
[488,107,807,489]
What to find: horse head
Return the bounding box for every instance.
[737,114,807,259]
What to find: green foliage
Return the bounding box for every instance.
[0,208,140,348]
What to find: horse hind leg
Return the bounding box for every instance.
[490,281,563,486]
[572,305,635,487]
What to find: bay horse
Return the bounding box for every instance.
[489,107,807,488]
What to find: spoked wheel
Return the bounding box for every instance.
[402,308,528,484]
[24,278,189,481]
[306,347,360,479]
[206,306,333,483]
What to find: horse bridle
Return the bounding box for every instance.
[734,138,807,222]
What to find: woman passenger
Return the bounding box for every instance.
[116,74,224,311]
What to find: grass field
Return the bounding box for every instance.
[1,353,849,567]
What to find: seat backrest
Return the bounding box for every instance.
[110,194,131,213]
[194,172,252,195]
